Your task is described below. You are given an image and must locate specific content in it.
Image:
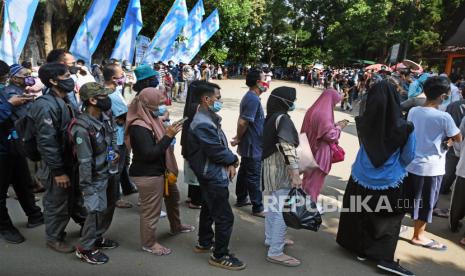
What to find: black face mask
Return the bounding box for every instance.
[68,66,79,75]
[57,78,75,92]
[96,97,112,112]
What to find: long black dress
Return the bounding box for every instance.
[336,177,407,261]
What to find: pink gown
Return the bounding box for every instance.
[301,89,342,201]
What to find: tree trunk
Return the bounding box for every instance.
[44,1,54,55]
[53,0,69,49]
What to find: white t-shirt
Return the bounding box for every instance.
[265,72,273,82]
[407,106,460,176]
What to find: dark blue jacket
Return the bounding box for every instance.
[186,109,238,187]
[0,87,13,156]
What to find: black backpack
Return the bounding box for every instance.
[14,114,41,161]
[14,94,62,162]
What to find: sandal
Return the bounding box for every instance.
[410,239,447,251]
[116,199,133,208]
[433,208,449,218]
[188,203,202,209]
[169,224,195,235]
[266,254,301,267]
[142,244,172,256]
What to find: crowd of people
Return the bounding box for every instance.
[1,47,465,276]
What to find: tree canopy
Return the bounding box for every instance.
[24,0,465,67]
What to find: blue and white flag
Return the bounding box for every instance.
[69,0,119,65]
[170,0,205,63]
[0,0,39,65]
[110,0,143,64]
[142,0,188,64]
[182,9,219,64]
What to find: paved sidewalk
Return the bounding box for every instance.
[1,79,464,275]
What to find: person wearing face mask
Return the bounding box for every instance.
[31,63,87,253]
[405,76,462,252]
[262,87,301,267]
[3,64,45,202]
[4,64,36,120]
[186,82,245,270]
[133,64,160,95]
[46,49,85,112]
[126,87,194,256]
[104,64,138,206]
[70,82,120,264]
[0,60,44,244]
[231,69,267,217]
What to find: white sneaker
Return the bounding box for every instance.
[160,210,167,218]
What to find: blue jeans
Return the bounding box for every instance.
[236,157,264,213]
[265,189,290,256]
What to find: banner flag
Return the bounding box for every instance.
[142,0,188,64]
[169,0,204,63]
[182,9,219,64]
[0,0,39,65]
[69,0,119,65]
[134,35,151,65]
[111,0,143,64]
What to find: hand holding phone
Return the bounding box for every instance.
[174,117,188,126]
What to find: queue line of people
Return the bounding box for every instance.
[1,51,465,276]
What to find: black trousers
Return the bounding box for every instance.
[198,183,234,258]
[188,185,202,206]
[441,149,459,194]
[0,150,42,230]
[116,145,137,198]
[235,157,264,213]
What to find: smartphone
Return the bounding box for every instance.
[174,117,188,126]
[19,94,35,101]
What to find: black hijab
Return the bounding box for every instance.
[262,86,299,159]
[356,80,413,168]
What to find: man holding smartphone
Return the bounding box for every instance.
[0,61,43,244]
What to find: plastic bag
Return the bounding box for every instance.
[282,188,322,231]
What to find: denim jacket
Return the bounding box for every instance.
[186,109,238,187]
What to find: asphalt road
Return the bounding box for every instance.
[1,79,464,276]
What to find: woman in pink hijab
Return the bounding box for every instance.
[301,89,347,201]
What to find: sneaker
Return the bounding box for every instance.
[95,238,119,249]
[357,255,367,262]
[209,254,246,271]
[46,240,75,253]
[160,210,167,218]
[235,200,252,207]
[27,215,44,228]
[0,227,25,244]
[76,248,109,265]
[193,243,214,253]
[377,259,415,276]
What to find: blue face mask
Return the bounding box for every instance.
[115,125,125,146]
[209,101,223,113]
[289,102,296,111]
[153,105,167,117]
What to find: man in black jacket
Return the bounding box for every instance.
[0,61,43,244]
[187,82,245,270]
[31,62,85,253]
